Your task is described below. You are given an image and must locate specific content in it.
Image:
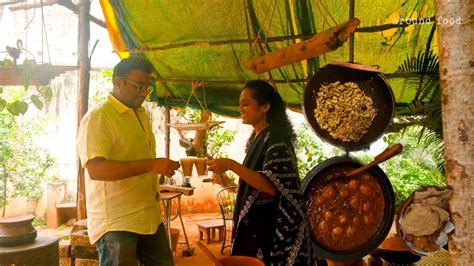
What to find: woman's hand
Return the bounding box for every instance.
[208,157,278,196]
[207,157,232,174]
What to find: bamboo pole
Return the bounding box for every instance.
[151,72,431,86]
[119,17,434,54]
[436,0,474,265]
[76,0,90,221]
[243,18,360,74]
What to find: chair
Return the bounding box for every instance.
[216,185,237,254]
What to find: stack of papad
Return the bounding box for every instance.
[399,187,453,254]
[400,203,449,236]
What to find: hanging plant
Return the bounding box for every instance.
[0,84,53,116]
[1,44,54,116]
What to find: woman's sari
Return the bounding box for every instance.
[231,126,312,265]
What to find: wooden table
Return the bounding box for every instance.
[160,191,194,256]
[0,236,59,265]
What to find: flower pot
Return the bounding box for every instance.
[165,228,180,252]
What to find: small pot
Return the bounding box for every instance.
[372,248,421,264]
[301,156,395,261]
[0,214,37,246]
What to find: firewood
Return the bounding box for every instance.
[243,18,360,74]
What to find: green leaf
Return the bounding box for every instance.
[3,59,13,67]
[6,102,20,115]
[40,86,53,102]
[0,87,3,93]
[18,101,28,114]
[30,95,43,110]
[23,59,36,65]
[0,99,6,111]
[6,101,28,116]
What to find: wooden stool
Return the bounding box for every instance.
[196,220,224,244]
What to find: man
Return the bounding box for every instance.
[77,57,180,265]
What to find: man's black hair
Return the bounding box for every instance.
[112,57,154,78]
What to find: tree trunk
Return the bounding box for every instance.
[435,1,474,265]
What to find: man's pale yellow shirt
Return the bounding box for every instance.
[77,94,162,244]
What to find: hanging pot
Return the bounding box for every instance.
[301,156,395,261]
[302,62,395,151]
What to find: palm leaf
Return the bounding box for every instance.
[396,50,440,102]
[392,48,444,174]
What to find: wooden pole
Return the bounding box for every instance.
[7,0,106,28]
[435,1,474,265]
[57,0,106,29]
[116,17,433,54]
[348,0,355,63]
[76,0,90,221]
[165,107,170,158]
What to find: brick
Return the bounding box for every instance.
[71,246,98,260]
[59,240,71,257]
[74,258,99,266]
[70,230,95,248]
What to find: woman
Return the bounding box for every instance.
[208,80,311,265]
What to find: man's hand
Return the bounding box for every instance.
[151,158,180,177]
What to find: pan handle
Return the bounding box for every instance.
[346,143,403,177]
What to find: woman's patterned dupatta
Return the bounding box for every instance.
[231,126,312,265]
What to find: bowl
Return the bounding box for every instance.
[373,248,421,264]
[219,256,264,266]
[373,235,421,264]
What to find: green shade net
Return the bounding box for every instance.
[105,0,436,116]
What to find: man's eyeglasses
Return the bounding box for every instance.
[121,77,154,94]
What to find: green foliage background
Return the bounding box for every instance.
[0,112,55,212]
[177,108,237,158]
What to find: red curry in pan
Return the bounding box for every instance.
[306,166,385,251]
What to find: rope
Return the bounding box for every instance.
[251,0,275,52]
[40,0,51,64]
[24,0,36,31]
[264,0,278,47]
[190,81,208,110]
[313,0,335,27]
[319,0,338,26]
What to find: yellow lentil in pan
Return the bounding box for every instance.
[314,81,376,142]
